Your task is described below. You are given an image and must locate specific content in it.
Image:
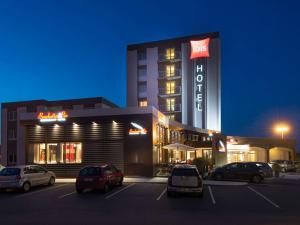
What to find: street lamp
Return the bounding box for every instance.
[274,124,290,140]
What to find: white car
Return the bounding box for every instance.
[167,164,203,197]
[0,165,56,192]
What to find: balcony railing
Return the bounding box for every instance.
[158,51,181,62]
[158,86,181,96]
[159,104,182,113]
[158,70,182,79]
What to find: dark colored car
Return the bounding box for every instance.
[211,162,273,183]
[75,165,123,194]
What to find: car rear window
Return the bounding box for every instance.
[255,163,271,169]
[0,168,21,176]
[172,168,198,176]
[79,167,102,176]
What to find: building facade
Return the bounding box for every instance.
[1,97,225,177]
[227,136,296,163]
[127,32,221,131]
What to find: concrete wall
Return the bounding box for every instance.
[269,147,294,161]
[17,107,26,165]
[1,108,7,166]
[126,50,138,107]
[146,47,158,108]
[206,38,221,131]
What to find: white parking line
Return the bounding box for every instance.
[15,184,70,199]
[105,183,135,199]
[156,188,167,201]
[208,186,216,205]
[58,191,76,199]
[248,186,280,208]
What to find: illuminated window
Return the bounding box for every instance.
[166,64,175,77]
[166,98,175,111]
[61,143,82,164]
[139,100,148,107]
[166,81,175,94]
[47,143,58,164]
[34,143,46,164]
[166,48,175,60]
[168,114,175,121]
[32,142,82,164]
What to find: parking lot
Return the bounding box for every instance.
[0,179,300,225]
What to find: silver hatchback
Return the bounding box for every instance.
[167,165,203,197]
[0,165,56,192]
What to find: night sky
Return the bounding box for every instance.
[0,0,299,148]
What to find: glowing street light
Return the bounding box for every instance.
[274,124,290,140]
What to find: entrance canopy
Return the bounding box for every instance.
[163,143,196,151]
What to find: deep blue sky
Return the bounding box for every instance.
[0,0,300,145]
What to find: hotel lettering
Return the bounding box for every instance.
[195,63,204,112]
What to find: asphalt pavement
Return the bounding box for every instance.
[0,179,299,225]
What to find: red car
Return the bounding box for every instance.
[75,165,123,194]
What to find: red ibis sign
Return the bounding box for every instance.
[190,38,210,59]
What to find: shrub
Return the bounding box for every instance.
[192,157,210,175]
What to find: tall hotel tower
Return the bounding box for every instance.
[126,32,221,131]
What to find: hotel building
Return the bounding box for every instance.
[127,32,221,131]
[0,32,296,177]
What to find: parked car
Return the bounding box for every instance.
[167,164,203,197]
[0,165,56,192]
[294,161,300,172]
[270,160,296,172]
[75,165,123,194]
[211,162,273,183]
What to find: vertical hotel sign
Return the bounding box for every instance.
[190,38,210,128]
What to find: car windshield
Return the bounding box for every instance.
[79,167,102,176]
[0,168,21,176]
[172,168,198,176]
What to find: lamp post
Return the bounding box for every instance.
[274,124,290,140]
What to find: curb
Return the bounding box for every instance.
[56,178,248,186]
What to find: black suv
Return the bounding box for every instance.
[211,162,273,183]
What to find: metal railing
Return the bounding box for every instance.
[159,104,182,112]
[158,70,182,79]
[158,86,181,96]
[158,51,181,62]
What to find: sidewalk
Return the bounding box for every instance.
[279,173,300,180]
[56,177,248,186]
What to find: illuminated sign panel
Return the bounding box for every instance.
[193,58,206,128]
[129,122,147,135]
[191,38,210,129]
[190,38,210,59]
[38,111,68,122]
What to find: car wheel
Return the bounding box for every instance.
[252,175,262,184]
[118,177,123,187]
[214,173,223,181]
[48,177,55,186]
[76,188,83,194]
[167,190,174,197]
[22,182,31,193]
[103,183,110,193]
[196,191,204,198]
